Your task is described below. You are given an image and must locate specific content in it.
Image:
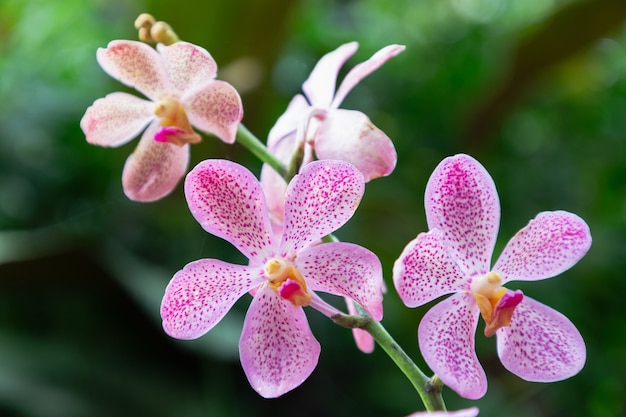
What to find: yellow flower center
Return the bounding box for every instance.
[153,98,202,146]
[471,271,521,337]
[264,259,311,307]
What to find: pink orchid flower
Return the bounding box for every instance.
[160,159,384,398]
[265,41,404,188]
[80,40,243,202]
[393,154,591,400]
[406,407,479,417]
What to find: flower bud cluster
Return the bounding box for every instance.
[134,13,178,45]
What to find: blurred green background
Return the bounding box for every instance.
[1,0,625,416]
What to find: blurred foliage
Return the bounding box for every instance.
[1,0,626,416]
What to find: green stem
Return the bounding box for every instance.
[332,313,446,412]
[321,234,338,243]
[236,124,287,177]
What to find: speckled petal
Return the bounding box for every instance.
[315,109,397,181]
[393,229,468,308]
[497,296,585,382]
[161,259,263,340]
[184,159,276,264]
[121,121,189,202]
[280,160,365,255]
[240,285,321,398]
[182,80,243,144]
[302,42,359,108]
[159,41,217,93]
[331,44,405,108]
[406,407,480,417]
[80,92,154,147]
[296,242,384,321]
[425,154,500,276]
[419,292,486,399]
[346,297,375,353]
[493,211,592,283]
[97,40,169,100]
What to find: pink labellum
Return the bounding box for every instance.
[483,289,523,337]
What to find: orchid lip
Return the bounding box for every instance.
[264,258,311,307]
[470,271,524,337]
[152,98,201,146]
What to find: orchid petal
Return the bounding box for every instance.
[184,159,276,264]
[161,259,263,340]
[281,160,365,255]
[350,328,375,354]
[261,96,317,226]
[260,163,288,230]
[419,292,486,399]
[406,407,480,417]
[302,42,359,108]
[260,174,288,235]
[267,94,310,149]
[315,109,397,181]
[494,211,592,283]
[97,40,169,100]
[393,229,468,308]
[296,242,384,321]
[497,296,586,382]
[80,92,154,147]
[240,285,321,398]
[260,113,306,227]
[345,298,375,353]
[424,154,500,276]
[332,44,405,108]
[182,80,243,144]
[159,41,217,93]
[121,122,189,202]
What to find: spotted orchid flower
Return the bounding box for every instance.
[160,159,384,398]
[80,40,243,202]
[264,41,404,193]
[393,154,591,400]
[406,407,479,417]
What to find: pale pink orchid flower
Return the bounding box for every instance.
[80,40,243,202]
[263,41,404,198]
[160,159,384,398]
[406,407,479,417]
[393,154,591,400]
